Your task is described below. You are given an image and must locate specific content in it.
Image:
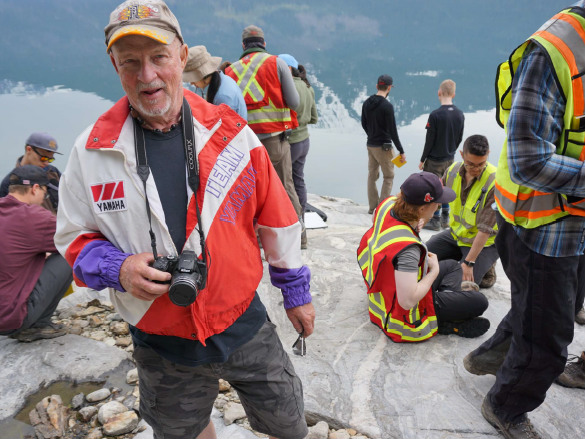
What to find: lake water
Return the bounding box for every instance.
[0,84,505,207]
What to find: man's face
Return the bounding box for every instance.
[461,151,489,179]
[25,146,55,168]
[110,35,188,120]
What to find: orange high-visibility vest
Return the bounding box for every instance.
[226,52,298,134]
[357,197,438,343]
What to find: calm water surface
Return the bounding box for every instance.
[0,88,505,206]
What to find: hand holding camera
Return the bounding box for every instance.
[119,252,171,302]
[152,250,207,307]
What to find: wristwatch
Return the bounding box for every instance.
[462,259,476,267]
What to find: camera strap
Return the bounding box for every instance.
[132,98,207,271]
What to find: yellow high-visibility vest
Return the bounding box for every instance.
[495,7,585,228]
[445,162,497,247]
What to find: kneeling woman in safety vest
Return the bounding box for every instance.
[357,172,490,342]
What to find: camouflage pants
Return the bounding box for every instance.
[134,321,308,439]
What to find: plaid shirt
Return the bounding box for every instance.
[507,45,585,257]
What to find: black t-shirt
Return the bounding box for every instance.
[144,128,188,253]
[420,104,465,162]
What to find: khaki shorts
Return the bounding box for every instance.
[134,321,308,439]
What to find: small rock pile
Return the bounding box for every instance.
[47,299,371,439]
[28,385,145,439]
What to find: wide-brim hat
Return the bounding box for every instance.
[182,45,222,84]
[105,0,183,52]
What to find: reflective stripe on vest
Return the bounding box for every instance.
[495,7,585,228]
[445,162,497,246]
[229,52,271,103]
[357,198,427,287]
[228,53,294,131]
[368,292,438,342]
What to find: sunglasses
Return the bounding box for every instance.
[31,147,55,163]
[292,332,306,356]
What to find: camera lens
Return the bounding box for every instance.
[168,273,199,307]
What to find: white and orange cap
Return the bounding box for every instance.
[104,0,183,52]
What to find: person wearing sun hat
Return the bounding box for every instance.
[357,171,490,342]
[183,45,247,118]
[55,2,314,438]
[0,165,73,342]
[0,132,62,214]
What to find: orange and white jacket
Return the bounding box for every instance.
[55,90,310,344]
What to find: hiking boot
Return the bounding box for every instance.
[423,217,441,231]
[481,396,542,439]
[479,263,497,289]
[461,281,480,292]
[10,323,67,343]
[368,208,375,215]
[440,213,450,229]
[575,307,585,325]
[463,337,511,376]
[438,317,490,338]
[555,351,585,389]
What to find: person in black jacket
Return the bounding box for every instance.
[419,79,465,230]
[361,74,406,214]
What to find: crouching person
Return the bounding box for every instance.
[0,166,73,342]
[357,172,490,342]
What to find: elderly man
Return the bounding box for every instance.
[0,166,72,342]
[225,25,302,220]
[54,2,314,439]
[0,132,62,214]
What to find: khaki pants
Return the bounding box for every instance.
[261,135,302,216]
[367,146,395,212]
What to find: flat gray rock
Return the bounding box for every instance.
[1,193,584,439]
[0,334,130,420]
[258,194,585,439]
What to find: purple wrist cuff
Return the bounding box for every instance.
[269,265,312,309]
[74,240,132,292]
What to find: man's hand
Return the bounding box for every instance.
[461,263,475,282]
[286,303,316,337]
[119,253,171,301]
[418,161,424,170]
[399,153,406,163]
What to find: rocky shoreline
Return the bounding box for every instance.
[24,298,371,439]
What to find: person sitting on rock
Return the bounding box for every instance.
[357,172,490,342]
[426,135,499,289]
[0,166,73,342]
[0,132,62,214]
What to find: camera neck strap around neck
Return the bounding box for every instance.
[132,97,206,260]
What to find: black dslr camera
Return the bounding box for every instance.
[152,250,207,307]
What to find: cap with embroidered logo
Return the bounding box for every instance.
[400,171,456,205]
[25,132,61,155]
[242,25,264,42]
[105,0,183,52]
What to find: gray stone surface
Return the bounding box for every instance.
[258,194,585,439]
[1,193,584,439]
[0,334,129,420]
